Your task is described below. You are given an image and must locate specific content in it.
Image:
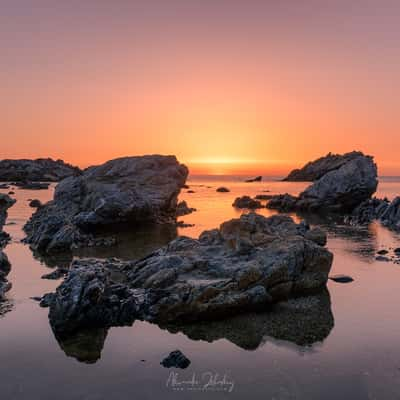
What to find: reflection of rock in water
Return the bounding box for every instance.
[161,290,334,350]
[294,212,378,261]
[53,327,109,364]
[32,223,178,269]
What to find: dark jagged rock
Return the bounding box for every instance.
[0,194,15,300]
[346,197,390,225]
[46,213,333,335]
[0,194,16,227]
[162,289,333,349]
[161,350,191,369]
[232,196,263,209]
[245,176,262,183]
[23,155,188,253]
[41,268,68,280]
[216,187,230,193]
[0,158,81,182]
[283,151,367,181]
[269,152,378,213]
[329,274,354,283]
[347,196,400,230]
[176,201,196,217]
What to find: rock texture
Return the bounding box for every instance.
[0,158,81,182]
[268,152,378,213]
[161,350,191,369]
[45,213,333,336]
[283,151,367,181]
[24,155,188,253]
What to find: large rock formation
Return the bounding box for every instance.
[283,151,368,181]
[44,213,333,336]
[268,152,378,213]
[24,155,188,253]
[0,158,81,182]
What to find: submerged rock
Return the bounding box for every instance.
[232,196,263,209]
[216,187,230,193]
[0,158,81,182]
[268,152,378,213]
[161,350,191,369]
[23,155,188,253]
[46,213,333,335]
[283,151,368,181]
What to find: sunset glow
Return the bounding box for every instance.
[1,1,399,175]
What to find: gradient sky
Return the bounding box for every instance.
[1,0,399,174]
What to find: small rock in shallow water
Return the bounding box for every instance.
[216,187,230,193]
[377,249,389,255]
[329,275,354,283]
[394,248,400,254]
[161,350,191,369]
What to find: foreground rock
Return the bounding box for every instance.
[0,158,81,182]
[0,194,16,227]
[283,151,368,181]
[232,196,263,209]
[45,213,333,336]
[24,155,188,253]
[268,152,378,213]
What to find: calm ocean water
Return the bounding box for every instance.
[1,175,400,399]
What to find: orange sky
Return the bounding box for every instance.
[1,1,399,175]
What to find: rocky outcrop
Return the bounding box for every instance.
[347,196,400,230]
[45,213,333,336]
[268,152,378,213]
[283,151,367,181]
[0,194,15,300]
[23,155,188,253]
[232,196,263,209]
[0,158,81,182]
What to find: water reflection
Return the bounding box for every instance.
[161,289,334,350]
[50,290,333,363]
[53,327,109,364]
[31,223,178,270]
